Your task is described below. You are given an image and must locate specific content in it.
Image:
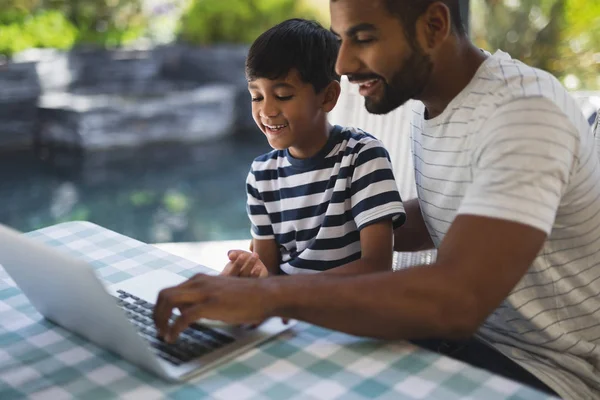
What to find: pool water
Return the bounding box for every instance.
[0,134,271,244]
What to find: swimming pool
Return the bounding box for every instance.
[0,134,270,244]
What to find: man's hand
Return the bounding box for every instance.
[153,274,274,343]
[221,250,269,278]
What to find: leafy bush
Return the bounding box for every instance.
[471,0,600,90]
[0,11,77,57]
[0,0,147,57]
[67,0,147,47]
[178,0,320,45]
[24,11,78,49]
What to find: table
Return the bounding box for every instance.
[0,221,555,399]
[153,241,437,273]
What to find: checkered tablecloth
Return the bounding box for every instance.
[0,221,555,399]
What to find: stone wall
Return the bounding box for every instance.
[0,61,41,148]
[2,45,254,151]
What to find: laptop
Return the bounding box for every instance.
[0,224,294,381]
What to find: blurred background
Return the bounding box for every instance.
[0,0,598,244]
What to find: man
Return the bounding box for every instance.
[154,1,600,398]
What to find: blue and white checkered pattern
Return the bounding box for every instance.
[0,221,557,399]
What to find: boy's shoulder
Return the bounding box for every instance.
[338,125,376,141]
[336,125,388,153]
[250,149,285,171]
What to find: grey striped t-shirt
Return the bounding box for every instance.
[411,50,600,399]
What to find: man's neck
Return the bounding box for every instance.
[420,38,488,120]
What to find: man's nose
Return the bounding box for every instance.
[335,40,361,77]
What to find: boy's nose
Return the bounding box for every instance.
[260,98,280,118]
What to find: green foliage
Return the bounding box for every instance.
[61,0,147,47]
[0,0,147,57]
[163,191,190,213]
[130,191,157,207]
[471,0,600,90]
[25,10,79,49]
[178,0,320,45]
[558,0,600,90]
[0,10,77,57]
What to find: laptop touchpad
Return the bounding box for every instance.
[109,270,187,306]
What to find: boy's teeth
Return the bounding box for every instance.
[267,124,287,130]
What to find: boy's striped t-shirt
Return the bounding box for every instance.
[246,125,405,275]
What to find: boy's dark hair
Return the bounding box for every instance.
[383,0,466,37]
[245,18,340,93]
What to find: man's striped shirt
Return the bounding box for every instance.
[247,125,405,275]
[411,50,600,399]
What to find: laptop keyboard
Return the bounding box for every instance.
[115,290,235,365]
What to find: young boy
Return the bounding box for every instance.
[223,18,405,277]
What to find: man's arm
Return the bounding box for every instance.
[272,215,546,339]
[393,198,434,252]
[154,215,545,342]
[323,220,394,275]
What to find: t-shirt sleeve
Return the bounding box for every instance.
[246,167,275,240]
[457,97,579,235]
[350,140,406,230]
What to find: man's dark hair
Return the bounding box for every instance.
[245,18,340,93]
[384,0,466,38]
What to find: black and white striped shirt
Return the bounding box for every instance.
[411,50,600,399]
[247,125,405,275]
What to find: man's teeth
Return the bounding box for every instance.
[358,79,380,88]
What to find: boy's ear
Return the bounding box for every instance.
[321,80,341,113]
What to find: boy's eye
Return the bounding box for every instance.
[251,97,263,102]
[277,95,293,101]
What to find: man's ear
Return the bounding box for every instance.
[416,2,452,50]
[321,80,342,113]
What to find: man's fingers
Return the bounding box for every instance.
[154,288,174,338]
[166,307,201,343]
[153,286,206,338]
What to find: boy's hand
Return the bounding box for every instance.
[222,249,290,327]
[221,250,269,278]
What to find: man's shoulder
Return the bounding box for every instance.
[467,51,589,133]
[477,50,566,105]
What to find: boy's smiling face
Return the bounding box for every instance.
[248,69,337,159]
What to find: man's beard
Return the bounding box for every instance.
[364,47,433,115]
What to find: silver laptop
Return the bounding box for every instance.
[0,224,294,381]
